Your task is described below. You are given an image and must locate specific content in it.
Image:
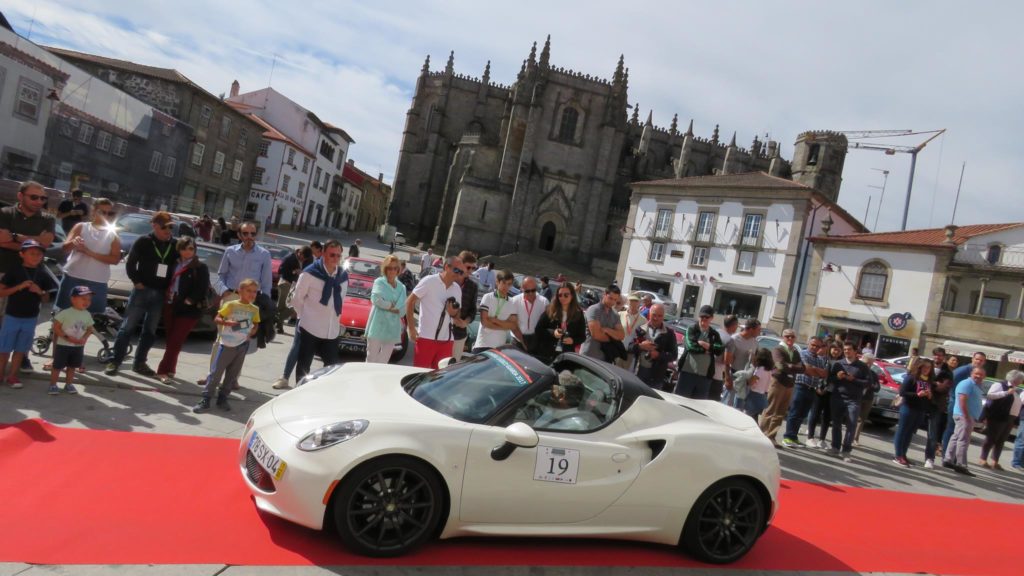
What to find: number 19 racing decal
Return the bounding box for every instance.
[533,445,580,484]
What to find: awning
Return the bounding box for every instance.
[1008,350,1024,364]
[941,340,1009,360]
[820,315,883,330]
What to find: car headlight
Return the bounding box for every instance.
[298,420,369,451]
[295,363,344,387]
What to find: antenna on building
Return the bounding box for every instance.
[950,162,966,225]
[267,53,279,87]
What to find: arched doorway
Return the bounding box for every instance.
[539,221,557,251]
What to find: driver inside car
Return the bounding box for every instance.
[532,370,599,430]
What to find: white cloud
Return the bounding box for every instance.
[4,0,1022,230]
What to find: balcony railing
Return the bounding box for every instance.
[954,244,1024,269]
[692,231,714,244]
[738,235,763,249]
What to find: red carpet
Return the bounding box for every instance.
[0,419,1016,574]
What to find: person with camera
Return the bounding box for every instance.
[827,342,872,462]
[534,283,586,364]
[615,293,646,371]
[406,255,463,369]
[472,269,518,353]
[449,251,478,360]
[632,304,677,390]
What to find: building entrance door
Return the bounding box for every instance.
[539,221,556,251]
[681,285,701,318]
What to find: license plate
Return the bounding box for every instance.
[248,432,287,480]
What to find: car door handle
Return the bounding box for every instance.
[612,453,630,463]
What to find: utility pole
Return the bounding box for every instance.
[870,169,889,230]
[951,162,966,224]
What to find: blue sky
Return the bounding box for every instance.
[6,0,1023,232]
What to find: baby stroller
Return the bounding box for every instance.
[33,306,132,364]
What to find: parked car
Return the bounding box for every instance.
[866,361,908,428]
[631,290,677,315]
[114,213,196,254]
[240,348,779,562]
[394,231,406,245]
[106,241,224,333]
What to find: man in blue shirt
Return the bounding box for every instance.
[213,220,275,350]
[942,366,986,476]
[942,351,987,454]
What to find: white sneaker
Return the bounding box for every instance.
[924,459,935,469]
[806,438,819,448]
[272,377,291,390]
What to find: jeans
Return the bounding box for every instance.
[708,379,724,403]
[1012,415,1024,467]
[674,371,711,399]
[295,327,340,382]
[282,327,301,380]
[743,391,768,421]
[808,391,832,440]
[722,387,736,408]
[924,409,947,461]
[111,287,164,367]
[784,385,817,442]
[894,403,925,459]
[941,400,956,453]
[831,394,861,453]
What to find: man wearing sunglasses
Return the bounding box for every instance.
[449,251,478,361]
[511,276,548,355]
[406,255,463,369]
[105,211,179,376]
[0,181,56,372]
[213,221,275,348]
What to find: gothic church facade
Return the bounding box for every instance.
[389,38,845,276]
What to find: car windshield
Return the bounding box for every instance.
[403,351,536,423]
[264,244,293,259]
[346,259,381,278]
[116,216,152,235]
[196,245,223,271]
[347,278,372,299]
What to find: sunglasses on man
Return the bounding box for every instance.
[25,194,47,201]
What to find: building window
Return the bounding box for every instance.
[257,140,269,158]
[319,140,334,161]
[231,159,243,181]
[557,107,579,143]
[695,211,715,243]
[191,143,206,166]
[199,105,212,127]
[979,296,1006,318]
[690,246,708,268]
[302,157,310,173]
[220,116,231,139]
[163,156,176,178]
[252,167,265,184]
[238,128,248,150]
[649,242,666,262]
[287,148,296,166]
[77,123,94,144]
[654,208,672,237]
[213,151,225,174]
[807,144,820,166]
[14,77,42,121]
[57,162,72,182]
[740,213,763,247]
[95,130,112,152]
[298,181,305,198]
[113,137,127,158]
[856,261,889,300]
[281,174,291,192]
[986,244,1002,265]
[149,151,163,174]
[736,250,756,274]
[314,167,322,188]
[59,119,74,138]
[943,286,959,311]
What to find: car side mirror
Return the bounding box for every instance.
[491,422,538,461]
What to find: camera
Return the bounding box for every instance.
[447,296,460,310]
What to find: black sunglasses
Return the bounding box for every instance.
[26,194,47,201]
[239,231,256,237]
[523,289,537,294]
[452,268,465,276]
[558,292,573,298]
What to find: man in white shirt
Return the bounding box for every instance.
[419,248,434,279]
[472,269,518,352]
[290,240,348,381]
[616,293,647,371]
[510,276,548,355]
[407,255,463,369]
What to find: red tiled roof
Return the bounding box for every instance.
[342,163,368,186]
[635,171,814,190]
[813,223,1024,248]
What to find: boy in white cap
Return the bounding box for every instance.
[51,285,95,394]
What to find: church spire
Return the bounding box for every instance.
[670,114,678,135]
[686,118,694,137]
[421,55,430,75]
[729,131,737,147]
[445,51,454,75]
[482,60,491,84]
[539,35,551,68]
[631,103,640,125]
[645,110,653,126]
[613,54,625,85]
[623,67,630,93]
[711,124,720,144]
[528,41,537,66]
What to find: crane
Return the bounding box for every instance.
[839,129,946,231]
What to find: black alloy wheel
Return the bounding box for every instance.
[682,478,766,564]
[334,456,444,557]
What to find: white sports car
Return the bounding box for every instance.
[239,347,780,563]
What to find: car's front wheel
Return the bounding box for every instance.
[333,456,444,557]
[681,477,766,564]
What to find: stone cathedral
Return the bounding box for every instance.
[388,37,846,276]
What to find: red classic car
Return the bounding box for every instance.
[337,259,408,363]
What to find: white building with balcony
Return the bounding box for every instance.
[798,222,1024,376]
[615,172,864,332]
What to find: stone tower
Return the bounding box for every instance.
[791,131,848,202]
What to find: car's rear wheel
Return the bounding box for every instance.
[681,477,766,564]
[333,456,443,557]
